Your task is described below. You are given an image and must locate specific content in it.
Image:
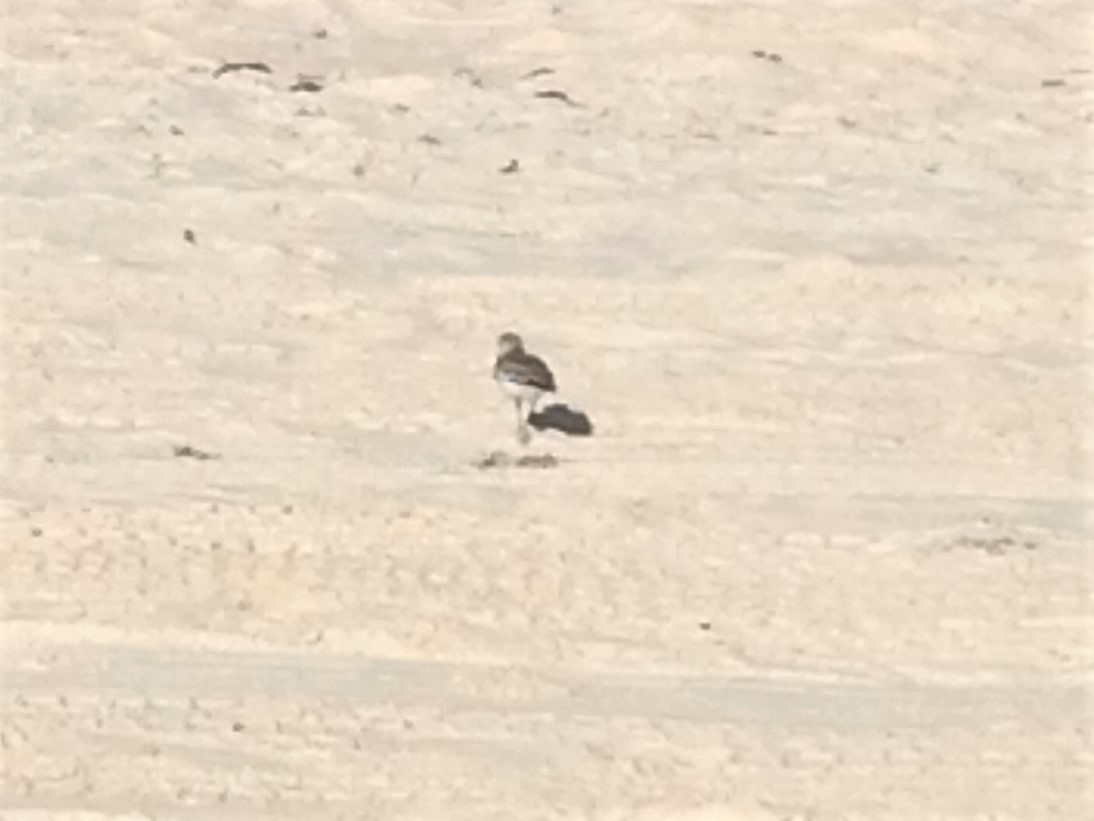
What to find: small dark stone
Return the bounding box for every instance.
[30,527,42,538]
[183,229,196,244]
[698,621,712,631]
[290,77,324,93]
[751,49,782,63]
[1041,78,1066,88]
[515,454,559,469]
[212,62,272,79]
[522,67,555,80]
[499,159,520,174]
[172,444,219,461]
[535,89,579,106]
[232,722,244,732]
[169,125,184,136]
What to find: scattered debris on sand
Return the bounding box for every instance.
[172,444,220,461]
[475,451,559,470]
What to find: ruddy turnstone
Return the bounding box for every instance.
[494,332,557,444]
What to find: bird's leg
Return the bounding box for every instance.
[513,398,525,441]
[514,398,531,445]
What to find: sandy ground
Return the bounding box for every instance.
[2,1,1092,818]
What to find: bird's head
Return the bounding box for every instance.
[497,332,525,356]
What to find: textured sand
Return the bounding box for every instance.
[2,1,1092,818]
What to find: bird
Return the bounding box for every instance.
[493,332,557,444]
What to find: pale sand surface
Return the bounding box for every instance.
[2,0,1092,818]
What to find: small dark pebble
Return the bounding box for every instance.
[173,444,219,461]
[751,49,782,63]
[290,77,324,93]
[30,527,42,538]
[169,125,184,136]
[183,229,196,244]
[313,28,328,40]
[699,622,712,631]
[212,62,272,79]
[232,722,244,732]
[499,159,520,174]
[1041,78,1066,88]
[516,454,558,469]
[535,89,579,106]
[418,134,442,146]
[522,67,555,80]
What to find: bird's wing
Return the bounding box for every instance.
[495,353,556,391]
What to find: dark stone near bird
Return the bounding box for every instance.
[528,403,593,437]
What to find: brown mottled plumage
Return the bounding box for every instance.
[494,332,556,444]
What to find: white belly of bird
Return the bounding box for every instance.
[497,378,544,406]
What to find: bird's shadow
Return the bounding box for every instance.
[528,402,594,437]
